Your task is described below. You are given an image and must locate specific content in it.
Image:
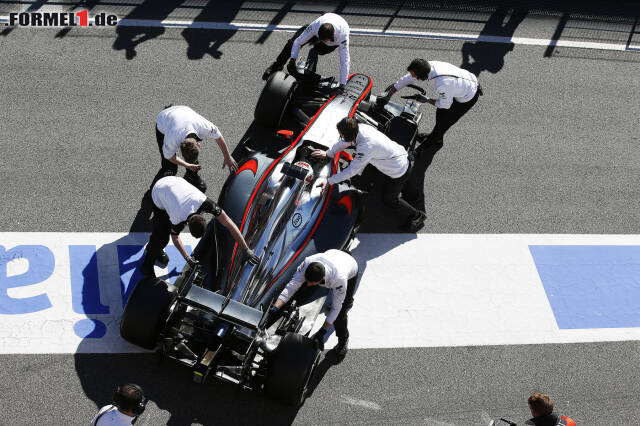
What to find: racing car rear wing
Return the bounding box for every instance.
[176,265,263,330]
[184,286,263,330]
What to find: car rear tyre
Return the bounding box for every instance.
[120,276,176,349]
[254,71,297,128]
[265,332,320,406]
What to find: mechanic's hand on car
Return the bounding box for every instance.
[287,58,298,76]
[311,149,328,159]
[223,156,239,174]
[186,163,201,173]
[270,305,279,316]
[185,255,199,268]
[242,248,260,265]
[315,179,328,192]
[312,327,328,350]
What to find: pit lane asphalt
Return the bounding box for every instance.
[1,8,639,426]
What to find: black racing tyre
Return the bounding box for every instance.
[254,71,297,128]
[120,276,176,349]
[265,332,320,406]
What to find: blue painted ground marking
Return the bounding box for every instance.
[529,245,640,329]
[0,245,54,314]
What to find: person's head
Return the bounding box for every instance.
[113,383,146,417]
[318,23,335,42]
[187,214,208,238]
[336,117,359,143]
[181,137,201,164]
[528,393,554,417]
[304,262,326,285]
[407,58,431,80]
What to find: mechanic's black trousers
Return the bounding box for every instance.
[150,125,207,194]
[150,126,178,190]
[273,25,338,69]
[141,206,171,272]
[381,167,423,219]
[333,274,358,342]
[425,89,480,144]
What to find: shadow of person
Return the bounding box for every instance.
[460,7,528,76]
[181,1,245,60]
[112,0,186,60]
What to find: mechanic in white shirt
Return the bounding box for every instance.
[271,249,358,357]
[313,117,427,231]
[141,176,258,277]
[262,13,350,86]
[90,384,145,426]
[379,59,482,208]
[150,105,238,193]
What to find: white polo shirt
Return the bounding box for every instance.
[291,13,350,85]
[91,405,135,426]
[326,124,409,185]
[278,249,358,324]
[151,176,207,227]
[156,105,222,160]
[393,60,478,109]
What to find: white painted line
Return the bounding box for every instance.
[1,232,640,354]
[1,15,638,52]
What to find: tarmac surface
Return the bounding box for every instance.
[0,1,639,425]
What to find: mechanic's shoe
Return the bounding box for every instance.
[405,210,426,232]
[334,337,349,359]
[262,62,282,81]
[157,250,170,267]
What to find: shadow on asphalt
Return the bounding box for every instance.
[460,7,528,77]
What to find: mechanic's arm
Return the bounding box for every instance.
[322,279,347,329]
[215,211,250,250]
[171,233,190,260]
[315,139,352,160]
[393,72,417,92]
[274,263,307,308]
[167,154,200,172]
[215,136,238,173]
[291,25,315,59]
[324,151,369,186]
[338,38,350,86]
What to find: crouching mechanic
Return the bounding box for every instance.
[141,176,258,277]
[151,105,239,193]
[262,12,350,87]
[313,117,427,231]
[525,393,576,426]
[271,249,358,357]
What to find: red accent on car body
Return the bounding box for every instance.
[277,129,294,139]
[235,158,258,176]
[336,195,353,216]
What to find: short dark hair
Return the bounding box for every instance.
[318,23,334,41]
[188,214,208,238]
[181,138,200,164]
[407,58,431,80]
[528,393,553,417]
[336,117,358,142]
[116,384,144,412]
[305,262,325,282]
